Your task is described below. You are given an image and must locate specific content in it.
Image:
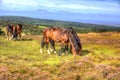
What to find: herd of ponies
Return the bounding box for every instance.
[6,24,82,56]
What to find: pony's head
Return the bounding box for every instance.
[68,27,82,55]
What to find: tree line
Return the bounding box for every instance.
[0,16,120,35]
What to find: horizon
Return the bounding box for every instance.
[0,0,120,27]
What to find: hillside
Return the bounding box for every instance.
[0,32,120,80]
[0,16,120,35]
[0,16,120,79]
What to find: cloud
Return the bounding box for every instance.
[0,0,120,15]
[1,0,39,10]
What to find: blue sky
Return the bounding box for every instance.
[0,0,120,26]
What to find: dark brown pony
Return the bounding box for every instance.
[40,27,82,56]
[6,24,22,40]
[6,24,13,40]
[40,27,69,55]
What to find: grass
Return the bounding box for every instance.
[0,32,120,80]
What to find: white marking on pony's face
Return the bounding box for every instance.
[47,49,51,54]
[40,49,43,54]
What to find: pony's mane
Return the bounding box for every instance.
[70,27,81,43]
[67,27,82,51]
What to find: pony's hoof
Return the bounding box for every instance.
[40,49,43,54]
[50,48,53,52]
[47,49,51,54]
[54,51,57,54]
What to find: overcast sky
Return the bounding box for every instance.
[0,0,120,26]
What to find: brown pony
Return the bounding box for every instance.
[12,24,22,40]
[6,24,22,40]
[6,24,13,40]
[40,27,82,56]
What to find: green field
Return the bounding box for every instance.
[0,32,120,80]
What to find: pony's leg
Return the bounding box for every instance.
[58,45,64,56]
[47,49,51,54]
[46,43,51,54]
[49,39,56,53]
[54,50,57,54]
[49,39,53,52]
[50,47,53,52]
[52,41,57,53]
[40,48,43,54]
[65,44,69,54]
[61,43,68,55]
[40,38,45,54]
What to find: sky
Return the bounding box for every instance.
[0,0,120,26]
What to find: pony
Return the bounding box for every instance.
[40,27,82,56]
[12,24,22,40]
[6,24,22,40]
[40,27,69,55]
[6,24,13,40]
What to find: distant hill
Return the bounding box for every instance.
[0,16,120,35]
[1,16,119,27]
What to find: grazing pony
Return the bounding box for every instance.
[12,24,22,40]
[6,24,22,40]
[40,27,69,55]
[6,24,13,40]
[40,27,82,56]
